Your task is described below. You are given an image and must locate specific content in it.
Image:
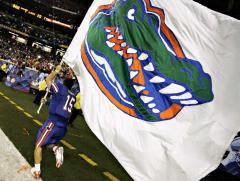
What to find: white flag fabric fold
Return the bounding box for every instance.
[64,0,240,180]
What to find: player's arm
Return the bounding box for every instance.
[46,65,62,89]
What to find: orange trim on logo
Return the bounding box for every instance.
[86,0,185,121]
[130,57,145,85]
[142,90,149,95]
[144,0,185,58]
[159,104,182,119]
[91,0,117,19]
[81,42,137,117]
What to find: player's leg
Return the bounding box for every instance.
[54,146,64,168]
[47,144,61,154]
[47,143,63,164]
[31,146,42,178]
[47,144,55,150]
[34,146,42,165]
[32,120,55,178]
[47,126,67,168]
[46,144,64,168]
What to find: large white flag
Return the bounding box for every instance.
[64,0,240,180]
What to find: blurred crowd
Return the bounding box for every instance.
[0,33,74,79]
[0,32,81,126]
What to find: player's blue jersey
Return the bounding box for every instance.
[48,81,76,122]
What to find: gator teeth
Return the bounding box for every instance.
[133,85,145,93]
[138,53,148,61]
[159,83,186,94]
[107,34,114,39]
[127,48,137,54]
[130,71,139,79]
[118,35,123,40]
[121,42,126,47]
[170,92,192,100]
[180,100,198,105]
[150,76,165,83]
[148,103,156,108]
[152,108,160,113]
[117,50,123,56]
[140,95,154,103]
[106,41,115,48]
[144,62,154,71]
[126,58,133,66]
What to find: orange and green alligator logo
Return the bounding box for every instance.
[81,0,214,122]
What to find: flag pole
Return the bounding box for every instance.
[37,60,64,114]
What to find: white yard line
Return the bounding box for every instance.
[0,128,42,181]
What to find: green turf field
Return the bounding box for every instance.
[0,82,237,181]
[0,82,132,181]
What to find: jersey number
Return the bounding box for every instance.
[63,95,75,113]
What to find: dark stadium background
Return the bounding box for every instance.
[0,0,239,180]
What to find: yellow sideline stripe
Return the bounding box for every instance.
[3,96,10,100]
[33,119,43,126]
[78,154,98,166]
[9,100,16,105]
[1,92,78,153]
[61,140,76,150]
[23,112,33,118]
[103,172,120,181]
[0,90,120,180]
[69,133,82,138]
[16,106,24,111]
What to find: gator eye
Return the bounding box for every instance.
[127,9,135,20]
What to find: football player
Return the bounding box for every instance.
[31,65,76,178]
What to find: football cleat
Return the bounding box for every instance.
[55,146,64,168]
[31,167,41,179]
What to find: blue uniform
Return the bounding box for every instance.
[36,81,76,147]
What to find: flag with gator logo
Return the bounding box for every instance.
[64,0,240,180]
